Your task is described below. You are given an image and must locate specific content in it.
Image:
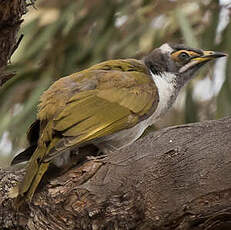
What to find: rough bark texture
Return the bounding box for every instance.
[1,117,231,230]
[0,0,27,86]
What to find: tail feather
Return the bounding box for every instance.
[11,145,37,165]
[26,162,50,201]
[15,161,49,207]
[17,138,60,203]
[18,145,47,197]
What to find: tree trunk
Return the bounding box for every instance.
[1,117,231,230]
[0,0,27,86]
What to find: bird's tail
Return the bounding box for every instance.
[14,137,61,208]
[11,145,37,165]
[16,144,49,204]
[26,161,49,201]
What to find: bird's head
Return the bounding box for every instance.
[144,43,227,86]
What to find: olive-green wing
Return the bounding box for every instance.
[44,75,158,161]
[16,59,158,202]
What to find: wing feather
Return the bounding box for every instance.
[38,59,158,161]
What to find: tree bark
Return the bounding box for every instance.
[1,0,231,229]
[0,0,27,86]
[1,117,231,230]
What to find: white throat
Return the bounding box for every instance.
[150,71,180,121]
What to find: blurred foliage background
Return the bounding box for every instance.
[0,0,230,167]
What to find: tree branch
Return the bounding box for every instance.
[1,117,231,230]
[0,0,28,86]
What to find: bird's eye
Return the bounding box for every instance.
[178,52,190,61]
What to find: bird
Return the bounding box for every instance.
[11,43,226,202]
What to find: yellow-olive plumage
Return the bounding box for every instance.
[13,43,226,204]
[19,59,159,201]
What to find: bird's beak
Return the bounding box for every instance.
[179,50,227,73]
[192,50,227,63]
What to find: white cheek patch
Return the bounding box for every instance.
[179,60,198,73]
[159,43,174,53]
